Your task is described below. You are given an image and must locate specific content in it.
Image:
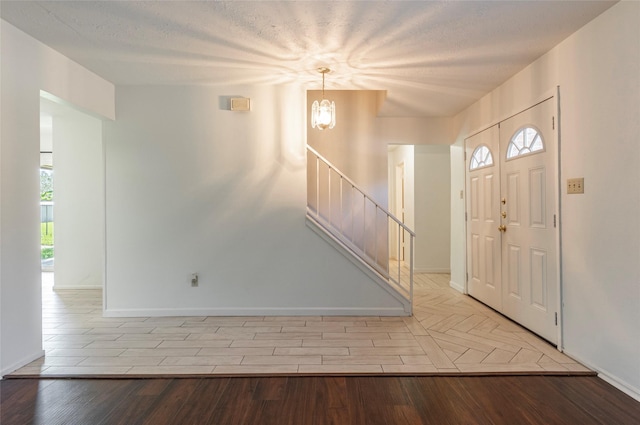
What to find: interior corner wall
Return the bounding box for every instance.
[52,108,104,289]
[103,85,405,316]
[0,20,114,376]
[388,145,415,231]
[387,145,415,263]
[414,145,450,273]
[448,141,465,292]
[451,2,640,398]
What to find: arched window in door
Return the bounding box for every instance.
[506,126,545,160]
[469,144,494,170]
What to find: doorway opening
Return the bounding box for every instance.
[39,95,105,294]
[40,115,55,272]
[394,161,406,261]
[388,144,451,274]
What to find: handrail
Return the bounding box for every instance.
[306,144,415,314]
[307,145,415,237]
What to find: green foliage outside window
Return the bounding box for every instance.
[41,222,54,246]
[40,169,53,201]
[41,247,54,260]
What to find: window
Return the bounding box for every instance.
[469,145,494,170]
[506,126,544,160]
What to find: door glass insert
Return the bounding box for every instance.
[506,126,544,160]
[469,144,494,170]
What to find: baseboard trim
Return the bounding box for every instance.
[414,268,451,274]
[563,350,640,401]
[54,285,102,290]
[1,349,45,378]
[104,306,410,318]
[449,280,465,293]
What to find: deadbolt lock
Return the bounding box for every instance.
[501,198,506,205]
[498,225,507,232]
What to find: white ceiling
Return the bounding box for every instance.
[1,1,616,117]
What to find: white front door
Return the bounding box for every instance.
[466,125,502,312]
[465,97,559,344]
[499,99,558,342]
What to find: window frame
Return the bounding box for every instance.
[505,125,546,161]
[469,144,495,171]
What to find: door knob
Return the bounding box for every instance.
[498,225,507,232]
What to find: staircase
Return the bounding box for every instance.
[306,145,415,314]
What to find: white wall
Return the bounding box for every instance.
[451,2,640,398]
[556,2,639,399]
[0,21,114,376]
[449,142,466,292]
[414,145,450,273]
[103,85,404,316]
[50,103,104,289]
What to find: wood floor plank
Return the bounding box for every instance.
[551,376,640,425]
[516,376,604,424]
[203,377,254,425]
[68,379,146,425]
[2,376,639,425]
[93,380,155,425]
[135,379,202,425]
[167,378,231,425]
[0,379,45,425]
[274,377,320,425]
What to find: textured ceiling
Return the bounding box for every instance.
[1,1,616,117]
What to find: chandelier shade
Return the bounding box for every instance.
[311,68,336,130]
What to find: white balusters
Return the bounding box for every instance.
[306,145,415,311]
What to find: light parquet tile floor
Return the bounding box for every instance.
[10,272,590,377]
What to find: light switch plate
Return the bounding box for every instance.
[567,178,584,194]
[230,98,250,111]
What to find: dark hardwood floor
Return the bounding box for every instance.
[2,375,638,425]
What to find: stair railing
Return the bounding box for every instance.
[306,145,415,309]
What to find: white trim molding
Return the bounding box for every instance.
[449,280,465,293]
[104,306,409,318]
[54,285,102,290]
[415,267,451,274]
[564,350,640,402]
[1,349,45,378]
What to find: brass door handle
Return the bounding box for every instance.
[498,225,507,232]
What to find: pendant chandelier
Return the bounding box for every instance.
[311,67,336,130]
